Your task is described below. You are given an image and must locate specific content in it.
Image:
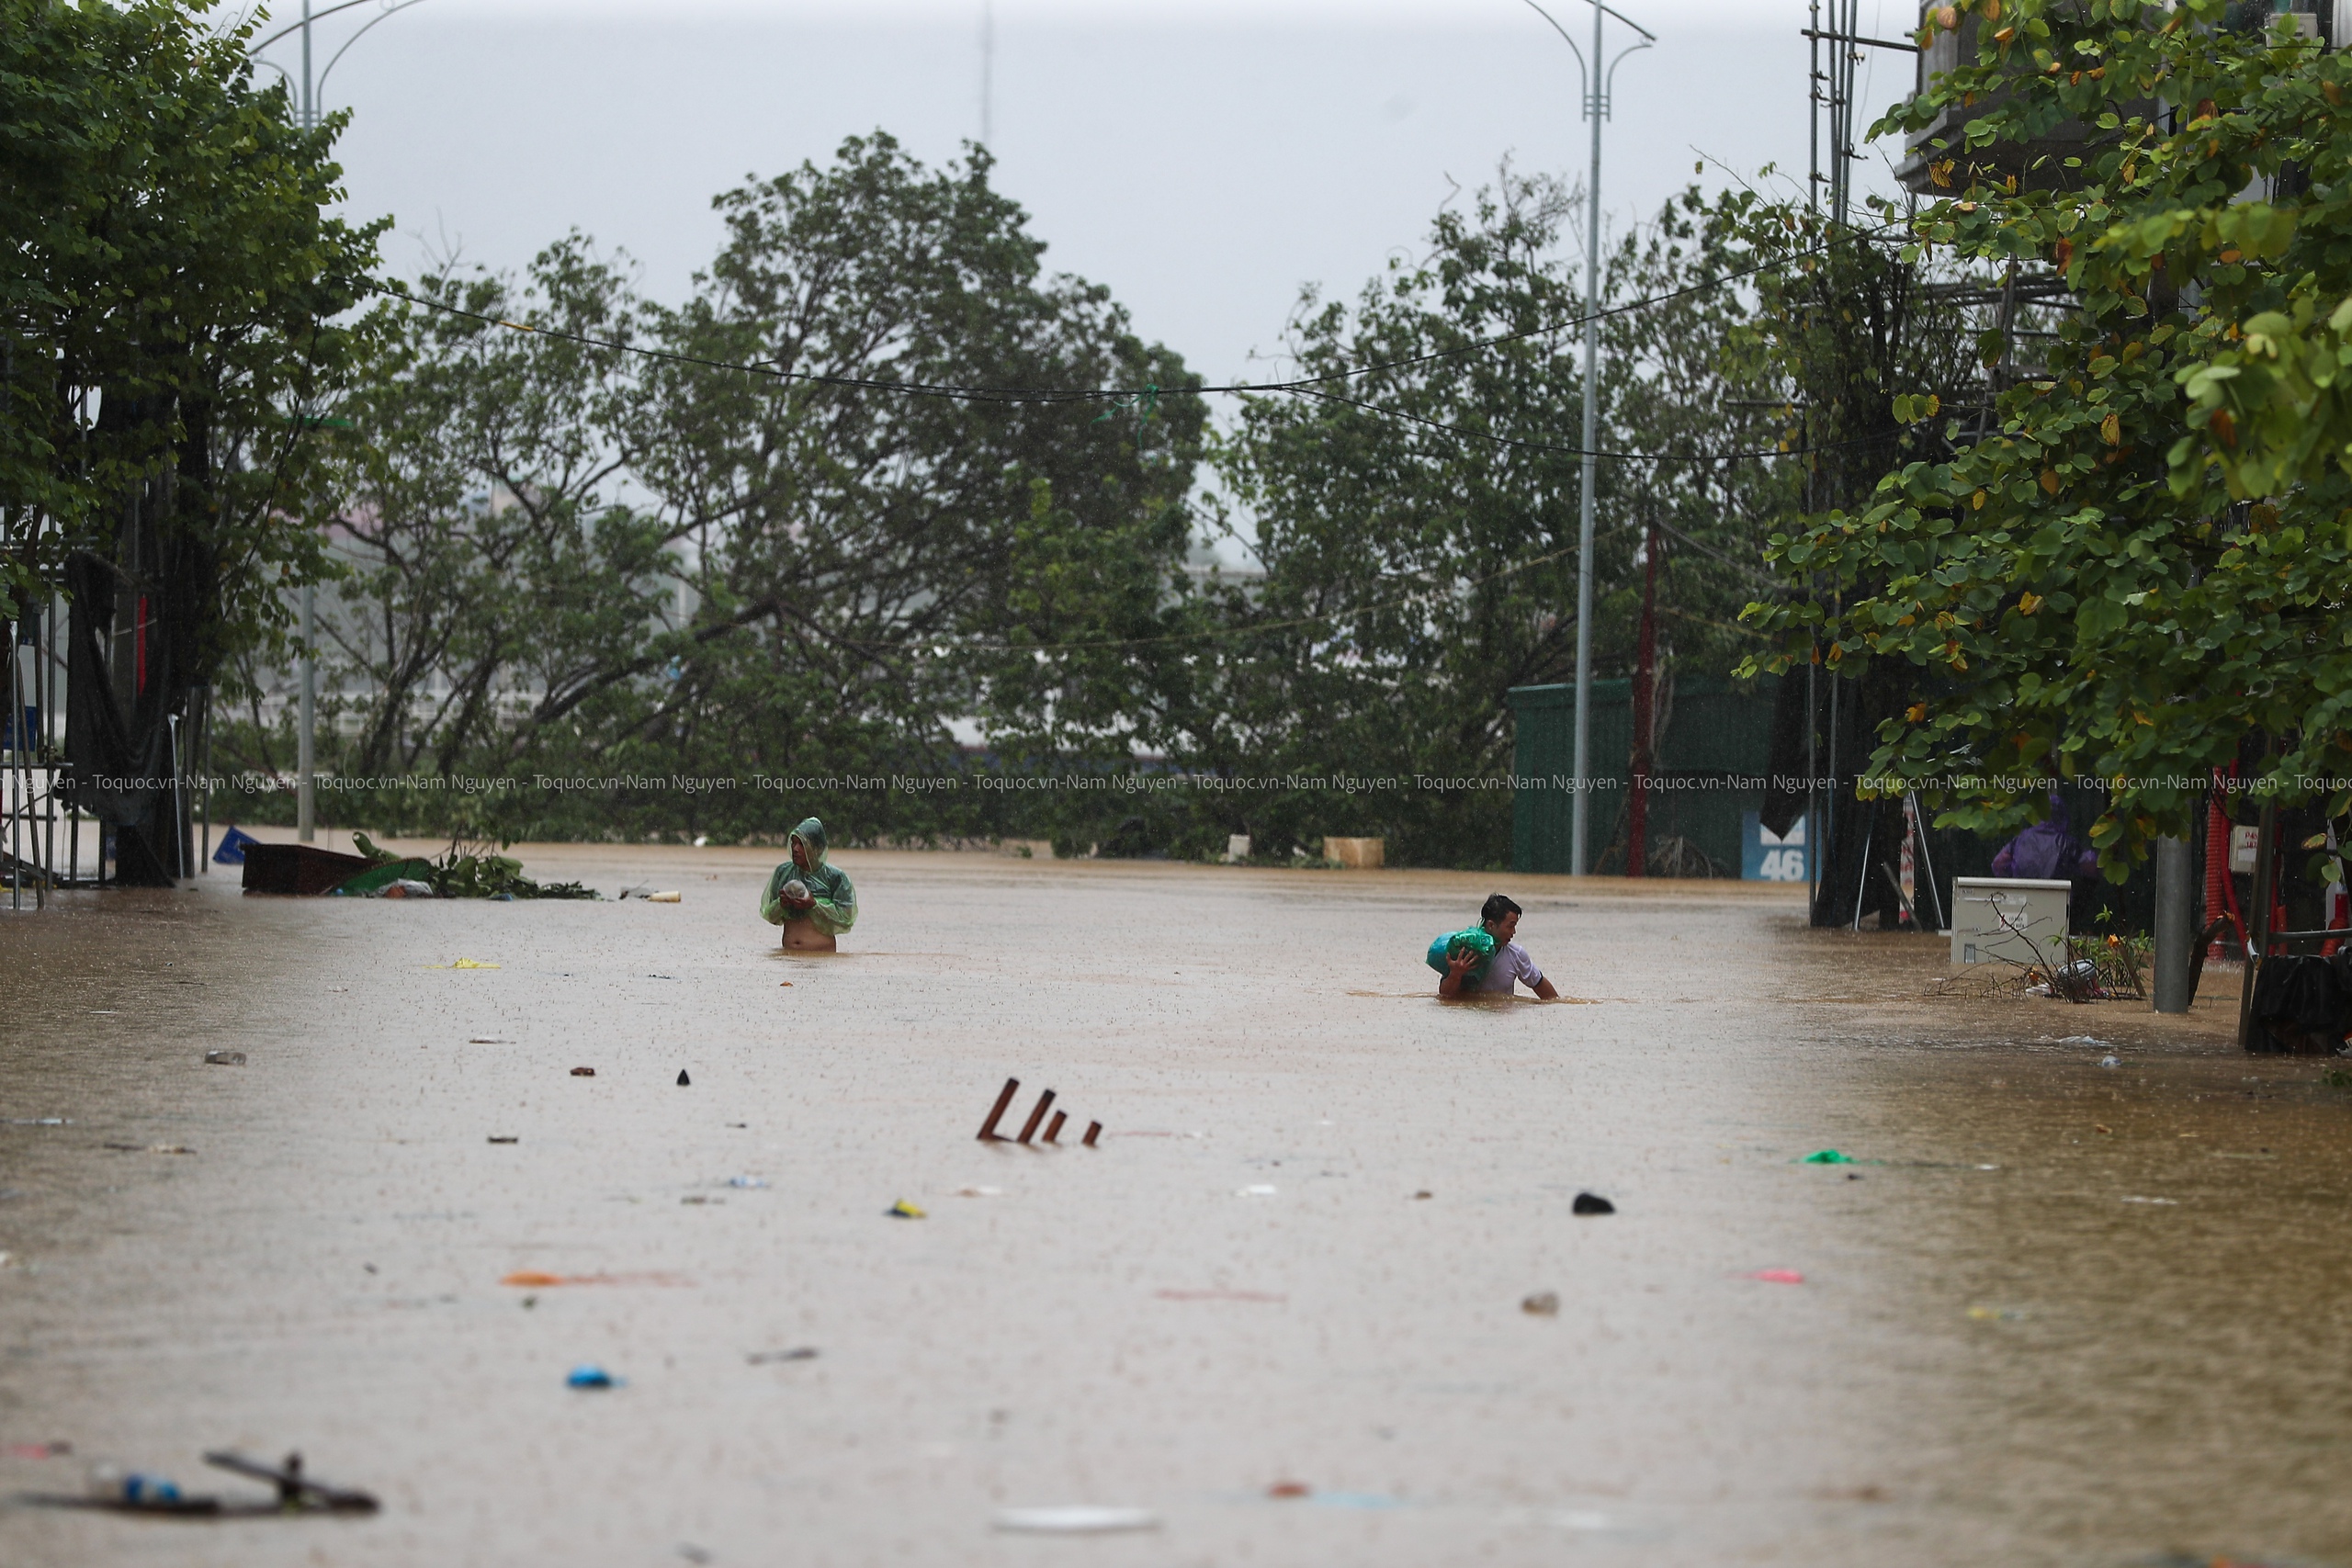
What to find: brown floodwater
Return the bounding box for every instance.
[0,838,2345,1567]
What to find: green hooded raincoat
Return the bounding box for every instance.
[760,818,857,935]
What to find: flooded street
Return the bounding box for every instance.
[2,844,2346,1566]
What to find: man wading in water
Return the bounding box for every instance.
[761,817,857,951]
[1435,894,1559,999]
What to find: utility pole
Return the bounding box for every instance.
[1520,0,1652,875]
[1572,0,1604,878]
[297,0,316,842]
[980,0,995,149]
[245,0,430,846]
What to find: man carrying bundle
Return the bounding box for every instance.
[1430,894,1558,999]
[761,817,857,951]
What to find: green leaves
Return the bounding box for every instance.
[1748,0,2352,872]
[2,0,385,665]
[285,134,1203,847]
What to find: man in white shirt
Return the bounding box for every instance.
[1438,894,1559,999]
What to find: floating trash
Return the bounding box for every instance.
[993,1506,1160,1534]
[888,1200,926,1219]
[566,1365,616,1390]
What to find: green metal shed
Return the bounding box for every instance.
[1507,676,1782,876]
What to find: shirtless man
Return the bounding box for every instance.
[1438,894,1560,999]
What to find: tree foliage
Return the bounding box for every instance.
[256,135,1203,843]
[0,0,381,660]
[1197,175,1804,865]
[1744,0,2352,875]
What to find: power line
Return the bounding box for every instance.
[370,218,1899,419]
[854,538,1596,658]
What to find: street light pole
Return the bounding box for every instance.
[1521,0,1651,875]
[271,0,429,845]
[297,0,316,842]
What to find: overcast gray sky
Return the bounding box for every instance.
[249,0,1914,386]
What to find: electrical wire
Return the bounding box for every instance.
[834,536,1599,658]
[369,218,1900,437]
[378,285,1888,468]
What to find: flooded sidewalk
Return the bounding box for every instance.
[0,847,2345,1567]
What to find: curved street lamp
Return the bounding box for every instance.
[1519,0,1652,877]
[250,0,434,840]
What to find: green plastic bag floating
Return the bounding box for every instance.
[1425,927,1497,986]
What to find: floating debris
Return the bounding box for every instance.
[993,1506,1160,1535]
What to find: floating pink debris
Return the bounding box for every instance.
[1745,1269,1805,1285]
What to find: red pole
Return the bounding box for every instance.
[2206,768,2243,959]
[1627,523,1659,878]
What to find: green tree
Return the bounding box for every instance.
[1744,0,2352,874]
[1,0,381,880]
[243,134,1203,846]
[1200,173,1802,867]
[639,135,1202,832]
[284,238,671,784]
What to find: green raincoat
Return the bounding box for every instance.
[761,817,857,935]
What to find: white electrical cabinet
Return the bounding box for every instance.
[1951,877,2072,966]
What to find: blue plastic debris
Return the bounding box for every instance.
[566,1364,616,1390]
[211,826,257,866]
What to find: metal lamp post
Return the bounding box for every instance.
[249,0,431,840]
[1520,0,1651,875]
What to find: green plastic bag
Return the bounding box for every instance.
[1425,927,1497,985]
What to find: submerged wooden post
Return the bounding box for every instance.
[978,1077,1020,1141]
[1015,1089,1056,1145]
[1081,1121,1102,1147]
[1042,1110,1068,1145]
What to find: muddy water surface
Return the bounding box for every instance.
[0,844,2344,1566]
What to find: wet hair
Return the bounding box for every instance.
[1480,894,1521,925]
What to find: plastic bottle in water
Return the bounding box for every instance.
[86,1461,180,1506]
